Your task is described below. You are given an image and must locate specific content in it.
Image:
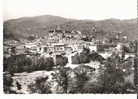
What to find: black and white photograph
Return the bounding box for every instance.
[2,0,138,95]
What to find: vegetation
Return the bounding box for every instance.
[27,35,36,41]
[3,46,136,93]
[4,15,137,41]
[71,54,80,64]
[72,47,104,64]
[88,51,105,63]
[4,53,136,93]
[3,72,17,93]
[52,67,70,93]
[4,55,54,73]
[55,55,68,67]
[28,76,51,94]
[101,61,125,93]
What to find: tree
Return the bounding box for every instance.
[71,54,80,64]
[79,53,90,63]
[101,60,125,93]
[72,65,96,93]
[28,76,51,94]
[5,55,54,73]
[11,47,16,55]
[88,51,104,63]
[27,35,36,41]
[81,47,90,55]
[79,47,90,63]
[3,72,15,93]
[55,55,68,67]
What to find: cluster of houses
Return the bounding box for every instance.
[5,29,96,54]
[4,28,98,57]
[4,27,136,60]
[24,39,97,55]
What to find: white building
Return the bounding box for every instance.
[89,45,97,52]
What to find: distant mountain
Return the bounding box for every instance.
[3,15,138,41]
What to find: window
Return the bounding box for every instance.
[44,47,47,52]
[39,48,41,51]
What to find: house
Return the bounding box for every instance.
[16,44,26,54]
[53,43,66,53]
[89,45,97,52]
[48,46,55,53]
[37,44,55,54]
[71,30,82,39]
[24,42,39,53]
[37,46,46,53]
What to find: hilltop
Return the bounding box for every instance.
[3,15,138,41]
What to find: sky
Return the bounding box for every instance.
[3,0,137,21]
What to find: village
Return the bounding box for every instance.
[4,26,136,59]
[3,26,137,94]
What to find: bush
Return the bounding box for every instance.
[79,53,90,63]
[101,61,125,93]
[3,57,8,72]
[37,57,54,71]
[88,51,104,63]
[79,47,90,63]
[82,82,104,93]
[55,55,68,67]
[52,67,69,93]
[72,47,91,64]
[70,65,96,93]
[3,72,16,93]
[71,54,80,64]
[28,76,52,94]
[71,53,90,64]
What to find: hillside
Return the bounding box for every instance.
[3,15,138,41]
